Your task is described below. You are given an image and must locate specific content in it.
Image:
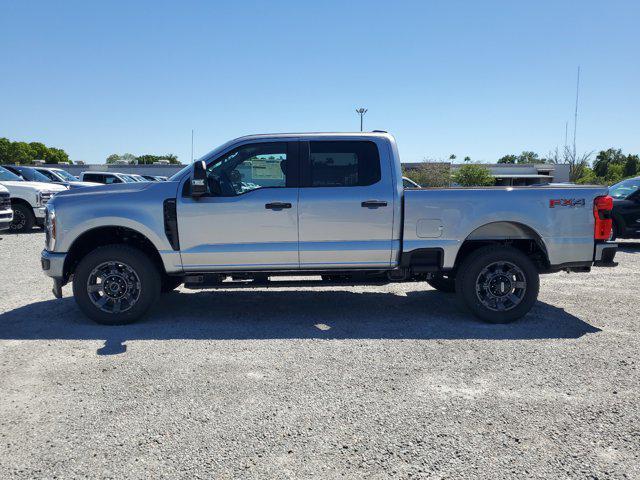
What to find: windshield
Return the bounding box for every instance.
[609,178,640,199]
[17,167,52,183]
[52,169,78,181]
[0,166,24,182]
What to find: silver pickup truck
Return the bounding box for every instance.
[41,132,618,325]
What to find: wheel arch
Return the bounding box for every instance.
[10,197,34,211]
[454,221,550,272]
[63,225,166,280]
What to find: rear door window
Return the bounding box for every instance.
[305,141,381,187]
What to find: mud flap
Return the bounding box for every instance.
[52,279,63,299]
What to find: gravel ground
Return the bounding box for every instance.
[0,231,638,479]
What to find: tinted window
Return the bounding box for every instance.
[83,174,101,183]
[206,143,288,196]
[308,141,380,187]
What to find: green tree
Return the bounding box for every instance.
[575,166,599,185]
[463,156,471,162]
[403,161,451,187]
[624,154,639,177]
[498,154,517,164]
[46,147,69,164]
[517,151,541,164]
[8,142,35,164]
[452,164,495,187]
[593,148,626,177]
[106,154,120,164]
[0,138,10,163]
[28,142,48,161]
[164,154,180,164]
[448,154,456,161]
[605,163,625,184]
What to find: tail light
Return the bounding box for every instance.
[593,195,613,240]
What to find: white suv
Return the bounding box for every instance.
[0,166,67,232]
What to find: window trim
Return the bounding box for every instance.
[299,140,382,188]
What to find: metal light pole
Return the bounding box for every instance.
[355,108,368,132]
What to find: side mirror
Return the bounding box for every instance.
[191,160,209,198]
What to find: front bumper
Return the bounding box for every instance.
[594,241,618,267]
[41,249,67,279]
[34,206,46,219]
[0,209,13,230]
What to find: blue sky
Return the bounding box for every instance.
[1,0,638,164]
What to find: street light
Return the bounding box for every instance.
[355,108,368,132]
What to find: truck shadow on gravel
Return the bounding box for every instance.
[0,289,600,355]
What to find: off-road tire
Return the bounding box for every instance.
[72,244,161,325]
[455,245,539,324]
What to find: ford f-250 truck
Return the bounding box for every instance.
[41,132,618,325]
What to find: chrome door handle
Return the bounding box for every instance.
[265,202,292,210]
[361,200,388,208]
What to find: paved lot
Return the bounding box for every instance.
[0,231,638,479]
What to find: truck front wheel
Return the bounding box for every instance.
[10,203,35,232]
[72,245,161,325]
[455,246,539,324]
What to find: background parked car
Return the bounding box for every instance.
[33,167,101,189]
[0,166,66,232]
[609,176,640,240]
[80,171,135,184]
[2,165,58,185]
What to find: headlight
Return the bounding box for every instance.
[38,191,55,207]
[45,204,56,250]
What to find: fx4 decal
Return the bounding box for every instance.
[549,198,586,208]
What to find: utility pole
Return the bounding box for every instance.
[191,129,194,163]
[355,108,368,132]
[573,66,580,156]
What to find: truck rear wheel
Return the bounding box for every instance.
[455,246,539,324]
[72,244,161,325]
[426,274,456,293]
[10,203,35,232]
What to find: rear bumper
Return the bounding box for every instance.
[41,249,66,279]
[594,241,618,267]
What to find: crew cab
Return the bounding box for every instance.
[0,166,66,232]
[0,184,13,231]
[41,133,618,325]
